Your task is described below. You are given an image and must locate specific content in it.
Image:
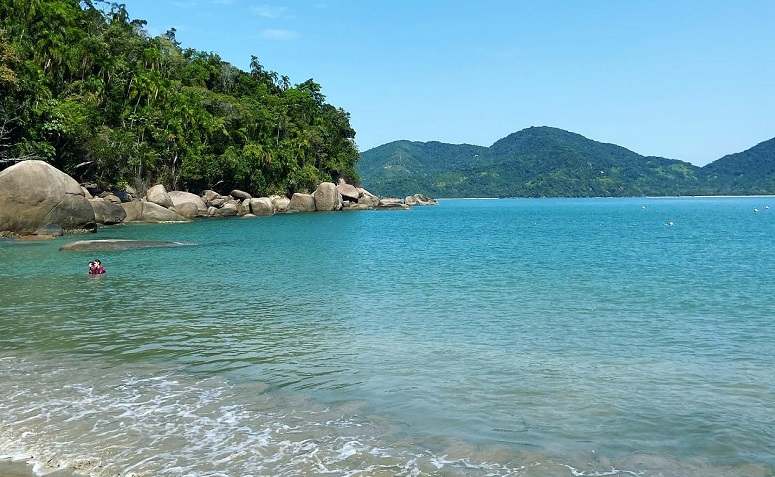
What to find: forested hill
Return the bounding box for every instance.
[359,127,775,198]
[701,137,775,195]
[0,0,359,196]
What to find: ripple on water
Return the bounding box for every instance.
[1,198,774,476]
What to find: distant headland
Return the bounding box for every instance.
[357,126,775,198]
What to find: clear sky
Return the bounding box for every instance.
[121,0,774,166]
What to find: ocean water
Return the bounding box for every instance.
[1,197,774,477]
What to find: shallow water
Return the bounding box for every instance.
[1,198,774,476]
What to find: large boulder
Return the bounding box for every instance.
[121,201,188,223]
[357,188,380,208]
[202,189,220,206]
[270,195,290,212]
[378,198,411,210]
[168,191,207,214]
[288,193,316,212]
[249,197,274,216]
[336,180,360,201]
[100,193,122,204]
[214,201,239,217]
[145,184,173,208]
[125,185,140,200]
[313,182,342,211]
[343,202,371,211]
[230,189,252,201]
[90,198,127,224]
[83,182,100,197]
[111,189,133,203]
[209,197,227,208]
[170,202,199,218]
[405,194,439,206]
[0,160,96,235]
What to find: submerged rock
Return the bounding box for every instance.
[59,239,194,251]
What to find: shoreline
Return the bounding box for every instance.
[0,460,77,477]
[0,460,32,477]
[0,456,80,477]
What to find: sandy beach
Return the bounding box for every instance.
[0,460,77,477]
[0,461,35,477]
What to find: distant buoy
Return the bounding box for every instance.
[641,206,646,209]
[754,207,759,213]
[766,205,770,209]
[667,221,675,227]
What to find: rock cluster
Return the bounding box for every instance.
[405,194,439,206]
[0,161,437,237]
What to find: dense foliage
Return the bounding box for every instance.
[359,127,775,198]
[701,137,775,195]
[0,0,360,196]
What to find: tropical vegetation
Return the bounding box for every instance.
[0,0,360,196]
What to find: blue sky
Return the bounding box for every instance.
[122,0,774,166]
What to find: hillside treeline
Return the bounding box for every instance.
[0,0,360,196]
[359,127,775,198]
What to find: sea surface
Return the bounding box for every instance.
[1,197,774,477]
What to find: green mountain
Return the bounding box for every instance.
[701,137,775,195]
[359,127,714,198]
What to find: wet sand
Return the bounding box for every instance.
[0,461,35,477]
[0,460,77,477]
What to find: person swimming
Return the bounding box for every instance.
[88,259,105,274]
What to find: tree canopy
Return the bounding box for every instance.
[0,0,360,196]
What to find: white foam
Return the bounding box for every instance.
[0,353,767,477]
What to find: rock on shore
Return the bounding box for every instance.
[121,201,188,223]
[0,160,436,236]
[0,160,95,235]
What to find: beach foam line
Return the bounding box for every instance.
[1,353,771,477]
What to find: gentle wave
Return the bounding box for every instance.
[1,354,770,477]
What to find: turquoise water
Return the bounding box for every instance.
[1,198,774,476]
